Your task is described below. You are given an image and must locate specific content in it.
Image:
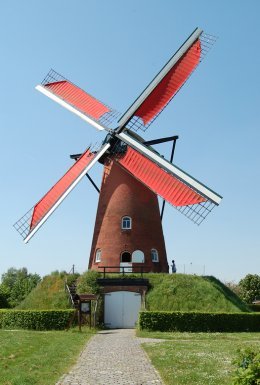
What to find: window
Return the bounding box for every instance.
[151,249,159,262]
[95,249,101,263]
[132,250,144,263]
[121,216,132,230]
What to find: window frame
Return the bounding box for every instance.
[121,216,132,230]
[151,248,159,262]
[95,248,101,263]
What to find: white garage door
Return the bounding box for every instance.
[104,291,141,329]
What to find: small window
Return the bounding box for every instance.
[121,216,132,230]
[95,249,101,263]
[151,249,159,262]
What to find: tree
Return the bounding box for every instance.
[1,267,41,307]
[225,281,242,299]
[239,274,260,304]
[0,284,10,308]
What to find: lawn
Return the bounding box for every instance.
[137,330,260,385]
[0,328,94,385]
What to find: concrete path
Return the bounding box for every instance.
[56,329,164,385]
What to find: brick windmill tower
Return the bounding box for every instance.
[88,154,169,273]
[14,28,222,275]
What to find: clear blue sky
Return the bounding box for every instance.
[0,0,259,283]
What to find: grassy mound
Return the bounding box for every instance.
[16,274,71,310]
[16,271,249,313]
[145,274,250,313]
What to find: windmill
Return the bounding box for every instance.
[14,28,222,273]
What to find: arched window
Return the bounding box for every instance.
[121,216,132,230]
[132,250,145,263]
[151,249,159,262]
[95,249,101,263]
[121,251,132,263]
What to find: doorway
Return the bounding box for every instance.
[104,291,141,328]
[121,251,131,262]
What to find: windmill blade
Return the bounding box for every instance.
[14,143,110,243]
[36,69,120,132]
[116,132,222,224]
[117,28,216,133]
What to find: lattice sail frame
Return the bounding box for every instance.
[110,133,221,225]
[14,143,110,242]
[37,69,121,131]
[123,32,217,132]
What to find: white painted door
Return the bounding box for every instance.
[104,291,141,328]
[120,262,132,273]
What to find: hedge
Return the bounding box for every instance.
[0,309,75,330]
[139,311,260,332]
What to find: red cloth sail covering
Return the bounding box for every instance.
[116,146,206,206]
[135,39,201,125]
[45,80,110,120]
[30,149,95,231]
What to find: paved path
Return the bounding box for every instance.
[56,329,164,385]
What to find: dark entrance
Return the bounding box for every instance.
[121,251,131,262]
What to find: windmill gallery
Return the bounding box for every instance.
[14,28,222,328]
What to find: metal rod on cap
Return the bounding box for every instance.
[161,136,178,220]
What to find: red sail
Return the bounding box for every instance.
[45,80,110,120]
[135,39,201,125]
[116,146,206,207]
[30,149,95,231]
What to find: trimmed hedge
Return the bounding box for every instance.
[139,311,260,332]
[0,309,74,330]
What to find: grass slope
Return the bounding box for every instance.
[16,274,71,310]
[145,274,249,312]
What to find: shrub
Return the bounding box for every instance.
[77,270,101,294]
[232,348,260,385]
[66,273,80,287]
[239,274,260,304]
[139,311,260,332]
[0,309,74,330]
[0,285,10,308]
[1,267,41,307]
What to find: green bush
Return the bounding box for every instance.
[139,311,260,332]
[232,348,260,385]
[66,273,80,287]
[239,274,260,304]
[0,309,74,330]
[1,267,41,308]
[77,270,101,294]
[0,285,10,308]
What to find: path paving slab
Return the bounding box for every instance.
[56,329,164,385]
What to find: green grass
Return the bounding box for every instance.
[16,275,71,310]
[144,274,249,312]
[17,272,249,313]
[0,328,94,385]
[137,330,260,385]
